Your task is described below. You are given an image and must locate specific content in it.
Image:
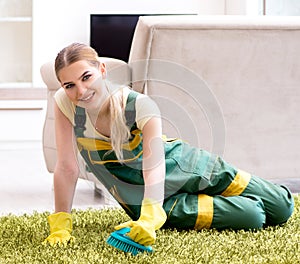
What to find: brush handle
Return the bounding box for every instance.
[115,227,131,236]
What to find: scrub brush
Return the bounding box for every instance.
[106,227,153,255]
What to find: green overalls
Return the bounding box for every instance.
[74,91,294,230]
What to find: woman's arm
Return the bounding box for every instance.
[142,116,165,205]
[53,102,80,213]
[114,116,166,246]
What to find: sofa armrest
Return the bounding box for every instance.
[40,61,61,91]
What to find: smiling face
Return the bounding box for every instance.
[58,60,108,111]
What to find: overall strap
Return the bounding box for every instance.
[125,90,138,129]
[74,106,86,137]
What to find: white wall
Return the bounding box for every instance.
[226,0,262,15]
[32,0,200,87]
[196,0,225,15]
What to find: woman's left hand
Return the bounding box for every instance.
[115,198,167,246]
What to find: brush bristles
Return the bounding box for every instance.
[107,236,140,255]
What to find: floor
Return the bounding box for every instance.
[0,141,299,216]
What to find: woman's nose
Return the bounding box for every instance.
[77,84,88,98]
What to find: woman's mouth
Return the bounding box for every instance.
[78,92,95,102]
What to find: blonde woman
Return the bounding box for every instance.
[44,43,294,247]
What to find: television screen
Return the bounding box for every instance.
[90,15,142,62]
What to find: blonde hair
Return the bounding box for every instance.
[55,43,130,160]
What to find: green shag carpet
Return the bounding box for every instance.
[0,196,299,264]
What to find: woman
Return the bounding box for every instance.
[44,43,294,247]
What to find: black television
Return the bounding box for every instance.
[90,14,143,62]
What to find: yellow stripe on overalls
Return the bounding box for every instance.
[77,129,143,165]
[221,170,251,197]
[77,129,142,151]
[195,194,214,230]
[88,150,143,165]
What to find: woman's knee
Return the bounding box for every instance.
[267,185,294,225]
[236,197,266,230]
[212,196,266,230]
[242,176,294,226]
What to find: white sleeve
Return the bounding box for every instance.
[53,88,76,125]
[135,94,161,130]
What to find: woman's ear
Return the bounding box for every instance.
[100,62,107,79]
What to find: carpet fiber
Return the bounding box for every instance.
[0,195,299,264]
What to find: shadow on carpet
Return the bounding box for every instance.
[0,195,299,264]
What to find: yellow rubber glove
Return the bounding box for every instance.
[115,198,167,246]
[43,212,75,246]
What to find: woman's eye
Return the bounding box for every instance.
[65,84,74,89]
[82,74,91,81]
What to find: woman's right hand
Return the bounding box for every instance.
[43,212,75,246]
[43,103,79,246]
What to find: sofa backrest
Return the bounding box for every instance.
[128,15,300,179]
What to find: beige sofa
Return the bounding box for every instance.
[41,15,300,189]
